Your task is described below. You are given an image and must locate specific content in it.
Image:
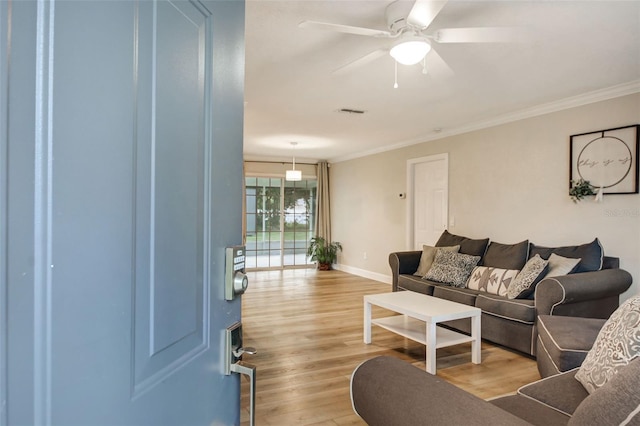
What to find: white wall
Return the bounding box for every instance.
[331,93,640,298]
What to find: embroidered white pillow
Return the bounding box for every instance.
[575,295,640,394]
[467,266,519,297]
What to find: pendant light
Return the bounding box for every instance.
[285,142,302,181]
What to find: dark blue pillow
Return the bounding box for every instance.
[482,240,529,270]
[529,238,603,273]
[436,230,489,258]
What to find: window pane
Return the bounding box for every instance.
[244,176,316,269]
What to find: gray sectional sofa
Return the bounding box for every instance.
[350,355,640,426]
[389,231,632,356]
[352,295,640,425]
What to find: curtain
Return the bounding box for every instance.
[315,161,331,242]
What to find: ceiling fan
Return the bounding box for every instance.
[299,0,515,76]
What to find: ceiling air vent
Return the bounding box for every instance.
[337,108,365,115]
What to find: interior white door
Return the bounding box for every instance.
[409,155,449,250]
[2,1,245,425]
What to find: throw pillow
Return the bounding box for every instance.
[529,238,603,273]
[575,295,640,394]
[506,254,549,299]
[424,249,481,288]
[482,240,529,270]
[413,244,460,277]
[467,266,519,297]
[569,358,640,426]
[546,253,581,277]
[435,230,490,257]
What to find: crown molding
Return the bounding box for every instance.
[329,80,640,164]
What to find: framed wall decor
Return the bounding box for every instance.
[570,124,639,195]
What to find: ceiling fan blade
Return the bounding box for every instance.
[407,0,448,29]
[332,49,388,75]
[432,27,520,43]
[299,20,392,37]
[426,47,454,78]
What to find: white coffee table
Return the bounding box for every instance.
[364,291,481,374]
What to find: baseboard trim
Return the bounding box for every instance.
[333,264,392,285]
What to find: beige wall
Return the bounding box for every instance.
[331,93,640,297]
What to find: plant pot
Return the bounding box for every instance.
[317,263,332,271]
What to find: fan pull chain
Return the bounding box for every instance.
[394,60,398,89]
[422,56,428,75]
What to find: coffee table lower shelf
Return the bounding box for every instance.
[372,315,475,348]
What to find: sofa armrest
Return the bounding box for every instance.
[388,251,422,292]
[535,268,632,318]
[351,356,531,426]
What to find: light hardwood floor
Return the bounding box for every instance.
[240,269,541,425]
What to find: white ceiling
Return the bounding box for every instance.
[243,0,640,163]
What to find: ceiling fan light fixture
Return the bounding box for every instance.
[389,38,431,65]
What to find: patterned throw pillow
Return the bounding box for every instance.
[506,254,549,299]
[413,245,460,276]
[575,295,640,394]
[424,249,481,288]
[467,266,519,297]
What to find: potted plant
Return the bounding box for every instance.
[569,179,596,203]
[307,237,342,270]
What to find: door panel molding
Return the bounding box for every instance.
[132,0,212,398]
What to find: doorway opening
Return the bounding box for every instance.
[245,177,317,269]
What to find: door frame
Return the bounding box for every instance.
[406,154,449,250]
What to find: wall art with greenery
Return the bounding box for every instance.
[570,124,639,196]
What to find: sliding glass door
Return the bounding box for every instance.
[245,177,316,269]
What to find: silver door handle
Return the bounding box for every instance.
[230,361,256,426]
[233,346,257,358]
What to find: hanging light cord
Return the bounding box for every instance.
[394,60,398,89]
[292,142,297,170]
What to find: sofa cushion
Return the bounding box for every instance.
[414,244,460,276]
[432,285,478,306]
[529,238,603,273]
[436,230,490,257]
[569,358,640,426]
[517,368,588,416]
[475,293,536,324]
[507,254,549,299]
[424,250,481,288]
[490,395,571,426]
[467,266,519,297]
[397,274,436,295]
[537,315,606,377]
[575,294,640,393]
[482,240,529,270]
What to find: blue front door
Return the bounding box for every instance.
[1,0,245,424]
